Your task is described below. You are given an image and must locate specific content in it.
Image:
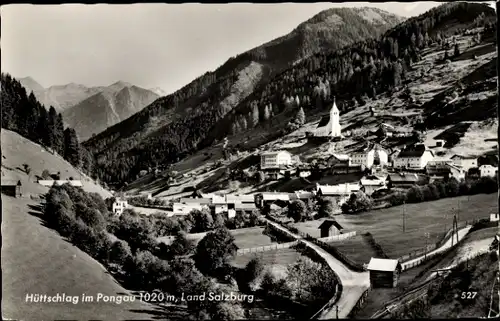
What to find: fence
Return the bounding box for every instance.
[236,241,299,255]
[309,238,366,272]
[347,287,371,318]
[398,221,469,263]
[318,231,357,242]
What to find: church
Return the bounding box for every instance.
[315,99,342,139]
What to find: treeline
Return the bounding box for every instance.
[85,2,496,185]
[1,73,93,174]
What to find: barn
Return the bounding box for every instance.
[1,180,22,198]
[367,258,401,288]
[318,219,344,238]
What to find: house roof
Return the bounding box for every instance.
[316,183,360,195]
[451,154,477,160]
[295,191,315,199]
[388,173,420,183]
[328,154,350,161]
[397,145,433,158]
[367,258,400,272]
[226,194,255,203]
[1,180,21,186]
[360,179,385,186]
[317,115,330,128]
[261,150,290,157]
[234,203,257,210]
[180,197,212,204]
[319,219,344,231]
[260,193,290,201]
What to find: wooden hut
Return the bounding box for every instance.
[318,219,344,238]
[367,258,402,288]
[1,180,22,198]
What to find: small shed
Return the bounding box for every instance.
[1,180,22,198]
[318,219,344,238]
[435,139,445,147]
[490,213,499,222]
[367,258,402,288]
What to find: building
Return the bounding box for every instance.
[260,151,292,170]
[226,194,255,205]
[1,180,22,198]
[386,173,423,189]
[367,258,402,288]
[316,183,360,205]
[394,145,434,169]
[450,154,478,171]
[315,99,342,138]
[479,164,497,178]
[426,160,466,181]
[435,139,446,147]
[388,149,400,167]
[38,180,83,187]
[234,203,257,214]
[490,213,499,222]
[179,197,212,205]
[318,220,344,238]
[173,203,208,216]
[255,192,291,208]
[112,198,129,216]
[351,146,388,169]
[360,177,386,196]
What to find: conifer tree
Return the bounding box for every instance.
[64,128,81,167]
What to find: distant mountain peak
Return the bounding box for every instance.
[18,77,45,92]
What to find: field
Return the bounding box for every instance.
[1,129,111,199]
[294,193,497,259]
[1,195,158,320]
[231,247,302,279]
[330,235,377,266]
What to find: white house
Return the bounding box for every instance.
[450,154,478,171]
[351,146,389,168]
[479,164,497,178]
[315,99,342,138]
[112,199,129,216]
[38,180,83,187]
[394,145,434,169]
[360,178,387,196]
[260,151,292,169]
[173,203,209,215]
[490,213,499,222]
[315,183,360,205]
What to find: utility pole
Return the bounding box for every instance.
[424,232,430,260]
[402,201,406,233]
[336,305,339,319]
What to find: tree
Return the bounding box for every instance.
[454,43,460,57]
[41,169,51,179]
[263,105,271,121]
[294,107,305,126]
[341,192,373,214]
[250,104,259,128]
[256,171,266,183]
[54,113,65,155]
[109,240,132,265]
[187,208,215,233]
[64,128,81,167]
[194,227,238,278]
[317,198,337,218]
[288,200,307,222]
[169,232,195,257]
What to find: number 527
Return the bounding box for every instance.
[461,292,477,299]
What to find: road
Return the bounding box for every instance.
[264,218,370,319]
[401,225,472,271]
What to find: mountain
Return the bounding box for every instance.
[83,6,404,183]
[149,87,168,97]
[84,3,496,187]
[18,77,45,93]
[62,84,159,141]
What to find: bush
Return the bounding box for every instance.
[110,240,133,265]
[288,200,307,222]
[194,227,238,279]
[317,198,337,218]
[341,192,373,214]
[41,169,51,179]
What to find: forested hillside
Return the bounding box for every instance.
[84,2,496,186]
[1,73,93,174]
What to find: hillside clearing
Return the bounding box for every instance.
[1,196,157,320]
[1,129,111,199]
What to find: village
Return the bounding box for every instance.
[100,100,498,220]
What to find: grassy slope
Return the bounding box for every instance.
[294,193,496,258]
[1,129,111,199]
[1,196,157,320]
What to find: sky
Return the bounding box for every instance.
[1,2,495,94]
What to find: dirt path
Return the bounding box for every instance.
[1,196,160,320]
[264,218,370,319]
[401,226,472,270]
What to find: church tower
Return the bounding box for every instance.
[330,97,341,137]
